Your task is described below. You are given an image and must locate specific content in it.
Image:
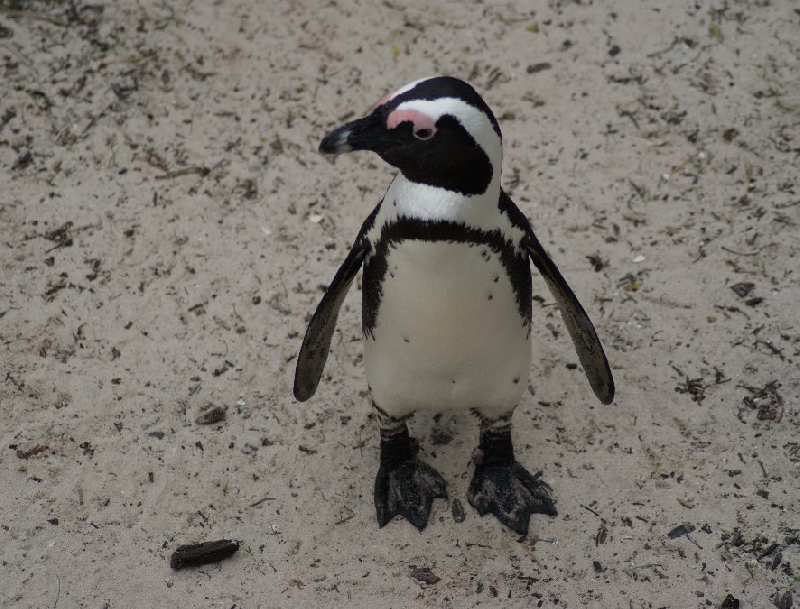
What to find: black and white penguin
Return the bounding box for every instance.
[294,76,614,535]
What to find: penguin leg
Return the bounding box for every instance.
[373,405,447,531]
[467,416,557,535]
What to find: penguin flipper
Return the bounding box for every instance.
[293,242,369,401]
[523,234,615,405]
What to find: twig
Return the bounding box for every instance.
[155,166,209,180]
[0,42,39,75]
[1,9,67,27]
[647,37,681,58]
[52,574,61,609]
[629,562,663,570]
[721,246,762,256]
[334,508,355,525]
[249,496,276,508]
[580,503,601,517]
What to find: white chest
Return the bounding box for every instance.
[363,239,531,418]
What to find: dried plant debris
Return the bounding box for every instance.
[773,591,793,609]
[740,381,784,423]
[721,594,740,609]
[730,282,755,298]
[719,527,797,580]
[16,443,48,459]
[674,376,707,403]
[452,498,466,523]
[42,221,74,249]
[587,253,608,272]
[671,366,708,404]
[169,539,240,570]
[595,522,609,545]
[212,360,234,377]
[334,506,354,525]
[669,364,730,404]
[410,566,440,585]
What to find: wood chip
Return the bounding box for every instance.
[169,539,240,570]
[195,406,226,425]
[667,523,696,539]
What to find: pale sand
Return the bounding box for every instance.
[2,1,798,606]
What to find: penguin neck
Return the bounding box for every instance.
[386,172,502,229]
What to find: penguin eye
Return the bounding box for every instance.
[413,128,434,140]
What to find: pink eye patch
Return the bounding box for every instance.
[386,108,437,138]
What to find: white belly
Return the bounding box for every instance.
[364,240,531,418]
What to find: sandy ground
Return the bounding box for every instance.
[2,0,799,607]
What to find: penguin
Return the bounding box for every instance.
[294,76,614,535]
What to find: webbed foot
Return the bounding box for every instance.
[467,425,557,535]
[374,426,447,531]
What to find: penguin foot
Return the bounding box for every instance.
[374,426,447,531]
[467,426,557,535]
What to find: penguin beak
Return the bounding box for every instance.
[319,111,396,156]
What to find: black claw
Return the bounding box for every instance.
[374,427,447,531]
[467,426,557,535]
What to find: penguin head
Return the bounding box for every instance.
[319,76,502,195]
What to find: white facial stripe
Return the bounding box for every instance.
[374,76,435,108]
[392,98,502,167]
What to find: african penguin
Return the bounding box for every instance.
[294,76,614,534]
